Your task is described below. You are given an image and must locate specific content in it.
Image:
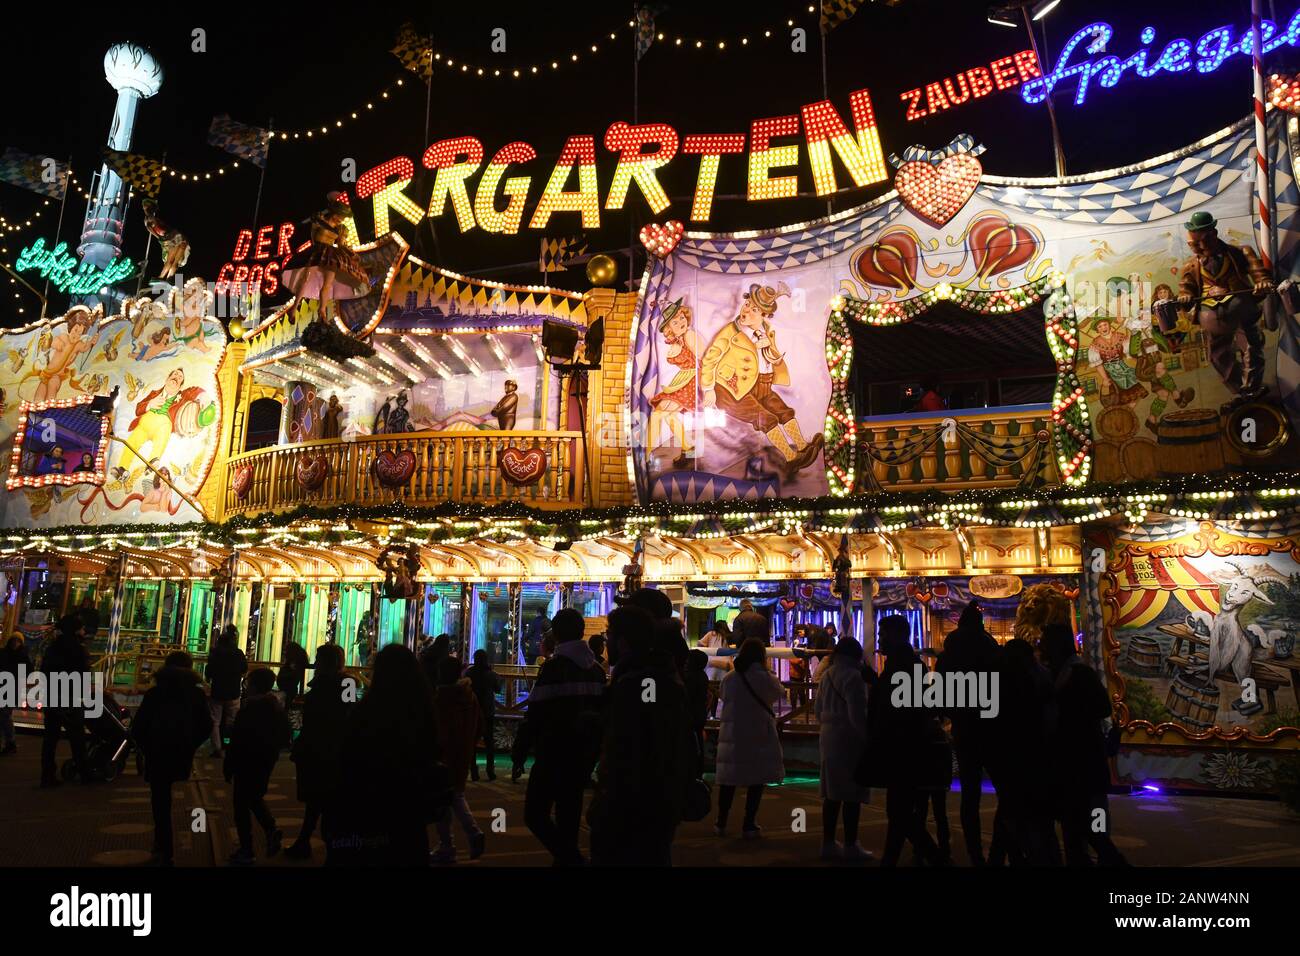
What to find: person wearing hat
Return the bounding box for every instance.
[283,191,370,324]
[647,297,700,469]
[1173,211,1273,413]
[1085,314,1147,407]
[491,380,519,430]
[700,282,823,481]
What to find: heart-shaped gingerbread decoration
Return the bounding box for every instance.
[639,220,684,259]
[894,153,981,227]
[779,597,798,612]
[499,446,547,486]
[231,463,254,500]
[295,453,330,492]
[372,449,417,488]
[967,212,1038,281]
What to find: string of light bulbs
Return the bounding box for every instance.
[419,6,821,82]
[273,76,410,141]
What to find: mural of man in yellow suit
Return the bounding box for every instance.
[700,282,823,480]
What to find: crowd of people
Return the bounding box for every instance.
[12,588,1125,868]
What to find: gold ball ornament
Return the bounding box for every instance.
[586,254,618,288]
[227,318,246,339]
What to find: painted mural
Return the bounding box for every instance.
[0,280,226,526]
[630,116,1300,503]
[1091,521,1300,744]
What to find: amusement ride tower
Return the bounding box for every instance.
[75,42,163,306]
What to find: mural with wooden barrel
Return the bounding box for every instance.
[1092,406,1158,482]
[1157,409,1224,476]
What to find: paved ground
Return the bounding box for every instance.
[2,731,1299,867]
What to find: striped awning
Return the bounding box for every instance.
[1113,552,1220,629]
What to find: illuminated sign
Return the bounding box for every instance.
[215,222,309,297]
[15,238,133,295]
[902,50,1040,121]
[1023,8,1300,107]
[354,88,889,238]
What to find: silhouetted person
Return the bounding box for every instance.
[1040,624,1127,867]
[815,637,873,862]
[277,640,309,704]
[77,595,100,642]
[588,634,608,673]
[872,615,946,867]
[133,651,212,865]
[684,649,710,776]
[465,649,499,781]
[332,644,444,866]
[433,656,486,863]
[588,606,695,865]
[523,609,547,663]
[937,601,1002,866]
[714,639,784,838]
[419,633,451,688]
[205,625,247,758]
[512,608,605,865]
[285,644,351,859]
[0,633,31,755]
[732,599,769,647]
[39,614,90,787]
[990,638,1061,866]
[224,667,290,865]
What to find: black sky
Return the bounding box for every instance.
[0,0,1273,320]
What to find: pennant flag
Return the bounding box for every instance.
[392,22,434,80]
[207,114,271,168]
[635,5,663,61]
[102,148,163,199]
[0,147,68,198]
[539,235,589,273]
[820,0,863,32]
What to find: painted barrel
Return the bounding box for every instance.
[1124,634,1162,675]
[1092,441,1123,483]
[1097,405,1139,441]
[1165,674,1219,730]
[1157,409,1224,475]
[1120,437,1158,481]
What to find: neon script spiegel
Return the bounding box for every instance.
[1023,7,1300,107]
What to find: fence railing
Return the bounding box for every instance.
[222,430,585,518]
[857,404,1057,491]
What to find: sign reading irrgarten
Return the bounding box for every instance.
[354,88,889,239]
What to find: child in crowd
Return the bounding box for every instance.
[433,657,486,863]
[224,667,291,865]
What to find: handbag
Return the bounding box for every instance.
[682,777,712,822]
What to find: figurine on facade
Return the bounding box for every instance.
[321,393,343,439]
[619,537,645,600]
[831,533,853,599]
[141,200,191,280]
[491,380,519,430]
[384,391,411,434]
[282,192,369,323]
[1161,212,1274,413]
[377,542,421,600]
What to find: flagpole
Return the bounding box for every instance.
[134,149,163,297]
[251,121,271,235]
[40,154,73,321]
[819,18,832,217]
[630,3,639,291]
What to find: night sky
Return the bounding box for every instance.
[0,0,1277,321]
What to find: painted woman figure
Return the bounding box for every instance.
[647,297,700,470]
[282,192,369,323]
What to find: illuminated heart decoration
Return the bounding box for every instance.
[854,228,922,294]
[967,213,1039,281]
[639,220,684,259]
[295,453,330,492]
[231,464,254,500]
[894,153,981,227]
[905,581,933,605]
[499,446,548,486]
[372,449,417,488]
[779,597,798,612]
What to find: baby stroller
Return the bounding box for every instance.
[62,691,135,783]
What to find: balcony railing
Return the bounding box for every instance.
[222,430,586,517]
[857,403,1057,492]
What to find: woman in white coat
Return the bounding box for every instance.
[714,639,785,838]
[814,637,874,861]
